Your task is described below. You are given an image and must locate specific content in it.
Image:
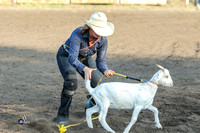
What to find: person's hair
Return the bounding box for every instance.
[81,24,90,33]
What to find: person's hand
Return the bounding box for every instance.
[104,70,115,77]
[83,67,96,80]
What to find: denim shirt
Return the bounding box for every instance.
[64,27,108,73]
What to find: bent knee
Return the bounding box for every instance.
[64,79,77,97]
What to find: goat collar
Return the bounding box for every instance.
[149,81,158,86]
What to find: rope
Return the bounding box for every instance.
[113,72,127,78]
[96,72,143,87]
[57,115,100,133]
[103,72,143,82]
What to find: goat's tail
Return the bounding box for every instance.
[85,80,94,94]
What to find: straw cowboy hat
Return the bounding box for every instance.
[82,12,114,36]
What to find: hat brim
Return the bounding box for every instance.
[82,18,114,37]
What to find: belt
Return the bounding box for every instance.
[62,44,87,62]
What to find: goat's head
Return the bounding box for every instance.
[151,64,173,87]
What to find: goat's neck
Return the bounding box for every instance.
[142,81,158,99]
[149,81,158,86]
[149,70,162,86]
[140,70,161,97]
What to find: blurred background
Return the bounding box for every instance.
[0,0,200,9]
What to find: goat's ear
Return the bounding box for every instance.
[155,64,165,71]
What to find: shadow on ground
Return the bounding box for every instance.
[0,46,200,133]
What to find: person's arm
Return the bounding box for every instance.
[68,29,86,73]
[68,29,97,80]
[96,37,108,73]
[96,37,114,77]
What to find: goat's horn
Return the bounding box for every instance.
[155,64,165,71]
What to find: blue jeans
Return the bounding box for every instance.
[56,45,104,118]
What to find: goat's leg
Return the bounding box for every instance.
[148,105,162,129]
[99,102,115,133]
[86,105,100,128]
[123,106,142,133]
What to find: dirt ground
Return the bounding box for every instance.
[0,5,200,133]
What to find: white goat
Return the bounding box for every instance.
[85,65,173,133]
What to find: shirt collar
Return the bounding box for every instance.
[82,29,102,43]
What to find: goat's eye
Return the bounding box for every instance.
[166,76,169,78]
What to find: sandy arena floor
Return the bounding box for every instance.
[0,5,200,133]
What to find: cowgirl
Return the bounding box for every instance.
[54,12,115,123]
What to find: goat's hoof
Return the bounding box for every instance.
[88,125,93,128]
[123,130,129,133]
[88,124,93,129]
[156,124,162,129]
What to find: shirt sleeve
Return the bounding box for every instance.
[96,37,109,74]
[68,29,86,73]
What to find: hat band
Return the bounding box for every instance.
[90,18,107,28]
